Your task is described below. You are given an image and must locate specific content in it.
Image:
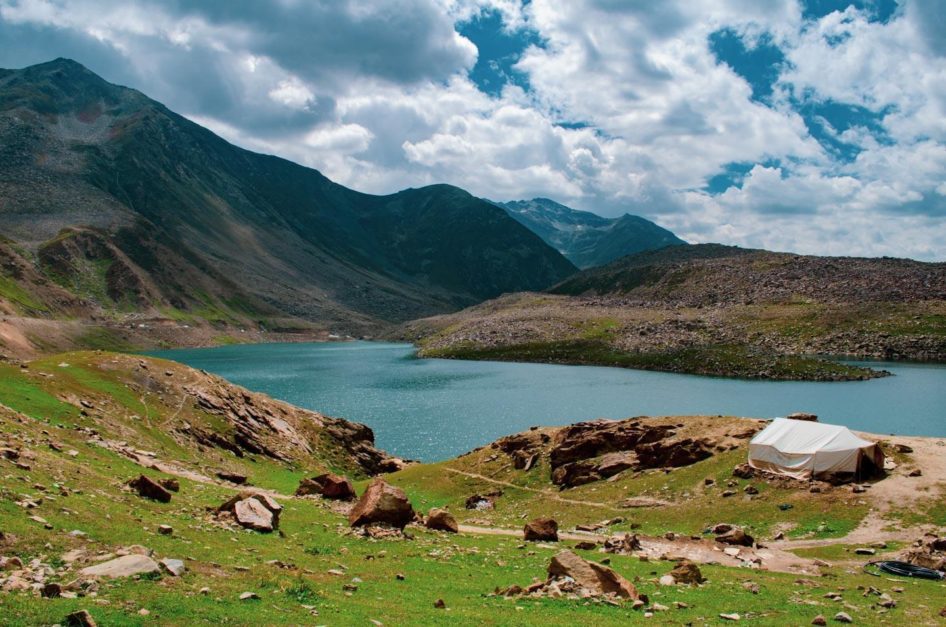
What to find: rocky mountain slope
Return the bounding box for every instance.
[401,244,946,379]
[0,59,576,356]
[494,198,685,269]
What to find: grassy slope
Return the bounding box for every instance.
[0,353,943,625]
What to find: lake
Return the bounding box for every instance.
[149,341,946,462]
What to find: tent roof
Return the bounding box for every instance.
[750,418,876,454]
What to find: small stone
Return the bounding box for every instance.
[659,574,676,586]
[138,609,150,616]
[854,548,875,555]
[239,592,259,601]
[42,582,62,598]
[834,612,853,623]
[908,469,922,477]
[812,615,827,625]
[433,599,446,609]
[157,525,173,536]
[720,613,741,621]
[395,573,405,580]
[199,587,210,595]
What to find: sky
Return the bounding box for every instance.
[1,0,944,260]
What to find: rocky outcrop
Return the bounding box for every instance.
[348,478,415,529]
[295,473,356,500]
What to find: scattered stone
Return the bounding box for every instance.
[64,610,97,627]
[547,550,639,599]
[659,574,675,586]
[295,473,356,500]
[574,541,598,551]
[834,612,853,623]
[157,525,173,536]
[854,548,875,556]
[721,490,736,498]
[523,517,558,542]
[743,484,759,495]
[732,463,754,479]
[433,599,446,609]
[159,558,186,577]
[79,554,160,579]
[720,613,741,621]
[425,508,459,533]
[908,469,922,477]
[348,477,415,529]
[894,443,913,454]
[127,475,172,503]
[742,581,760,594]
[217,472,248,485]
[465,491,502,510]
[239,592,259,601]
[811,616,827,626]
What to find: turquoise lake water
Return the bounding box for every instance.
[149,341,946,461]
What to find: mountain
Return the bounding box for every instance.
[493,197,685,269]
[402,244,946,380]
[0,59,576,351]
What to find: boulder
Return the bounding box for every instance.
[716,528,754,547]
[234,498,275,533]
[547,550,639,599]
[217,471,248,484]
[159,558,186,577]
[668,560,704,584]
[79,554,160,579]
[218,491,283,532]
[295,473,356,500]
[64,610,97,627]
[425,508,459,533]
[127,475,172,503]
[524,517,558,542]
[348,477,415,528]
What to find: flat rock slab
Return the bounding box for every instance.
[160,558,186,577]
[80,555,160,578]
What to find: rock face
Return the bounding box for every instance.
[127,475,172,503]
[295,473,356,500]
[348,477,415,529]
[524,517,559,542]
[547,550,639,599]
[217,491,283,532]
[79,554,160,578]
[425,508,459,533]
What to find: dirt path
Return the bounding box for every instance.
[444,467,623,510]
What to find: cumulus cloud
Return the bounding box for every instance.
[0,0,943,259]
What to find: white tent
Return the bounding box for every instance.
[748,418,884,481]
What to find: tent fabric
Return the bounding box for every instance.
[748,418,884,481]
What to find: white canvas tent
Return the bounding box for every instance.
[748,418,884,481]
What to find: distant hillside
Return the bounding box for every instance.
[0,59,576,355]
[552,244,946,304]
[493,197,685,269]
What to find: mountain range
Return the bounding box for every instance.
[493,197,685,269]
[0,58,583,345]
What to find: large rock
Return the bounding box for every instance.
[547,550,639,599]
[668,560,705,584]
[524,517,558,542]
[127,475,172,503]
[348,477,415,528]
[426,508,459,533]
[218,491,283,532]
[295,473,356,500]
[234,499,274,532]
[716,527,754,547]
[79,554,160,579]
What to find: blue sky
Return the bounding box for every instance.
[0,0,943,259]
